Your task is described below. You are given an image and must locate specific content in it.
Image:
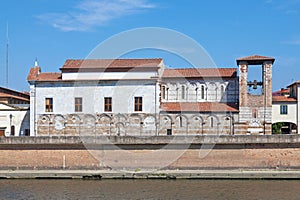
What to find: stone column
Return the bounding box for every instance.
[29,84,36,136]
[239,63,248,107]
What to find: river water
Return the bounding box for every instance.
[0,179,300,200]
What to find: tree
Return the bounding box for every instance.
[272,122,285,134]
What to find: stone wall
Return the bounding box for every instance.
[1,141,300,170]
[35,112,237,136]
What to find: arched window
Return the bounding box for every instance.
[179,116,183,127]
[162,86,166,99]
[252,109,258,119]
[195,88,198,101]
[210,117,214,127]
[201,86,205,99]
[221,85,224,98]
[11,125,15,136]
[181,86,185,99]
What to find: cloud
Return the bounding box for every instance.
[282,38,300,45]
[265,0,300,15]
[37,0,155,32]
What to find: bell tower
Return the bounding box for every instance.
[236,55,275,135]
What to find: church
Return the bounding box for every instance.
[27,55,275,136]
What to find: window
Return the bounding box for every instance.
[75,97,82,112]
[221,85,224,97]
[45,98,53,112]
[134,97,142,112]
[210,117,214,127]
[104,97,112,112]
[181,86,185,99]
[11,125,15,136]
[179,116,183,127]
[25,129,30,136]
[201,86,205,99]
[162,86,166,99]
[280,105,288,115]
[252,109,258,119]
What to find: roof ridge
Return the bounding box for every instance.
[164,67,237,70]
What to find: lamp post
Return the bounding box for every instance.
[9,114,12,136]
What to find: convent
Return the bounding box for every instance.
[26,55,275,136]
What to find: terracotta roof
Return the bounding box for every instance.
[35,73,62,81]
[272,88,290,96]
[27,67,41,81]
[0,92,30,102]
[236,55,275,65]
[162,68,237,78]
[27,66,62,82]
[272,96,297,102]
[0,87,30,101]
[60,59,163,70]
[161,102,239,112]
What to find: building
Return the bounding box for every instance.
[160,68,239,135]
[272,81,300,134]
[27,55,275,136]
[0,87,30,136]
[27,59,163,136]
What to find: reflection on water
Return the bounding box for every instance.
[0,179,300,200]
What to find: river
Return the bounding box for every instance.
[0,179,300,199]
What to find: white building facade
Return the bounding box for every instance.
[27,59,163,136]
[272,81,300,134]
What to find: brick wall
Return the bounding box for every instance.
[1,147,300,170]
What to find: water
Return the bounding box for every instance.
[0,179,300,200]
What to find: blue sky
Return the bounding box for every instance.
[0,0,300,91]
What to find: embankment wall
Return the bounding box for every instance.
[1,135,300,170]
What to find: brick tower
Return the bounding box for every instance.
[236,55,275,135]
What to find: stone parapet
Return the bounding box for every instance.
[1,135,300,145]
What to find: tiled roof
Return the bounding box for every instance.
[27,66,62,82]
[27,67,40,81]
[161,102,239,112]
[272,96,297,102]
[162,68,237,78]
[0,92,30,102]
[236,55,275,65]
[272,88,290,96]
[0,87,30,101]
[61,58,163,70]
[35,73,62,81]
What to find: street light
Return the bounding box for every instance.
[9,114,12,136]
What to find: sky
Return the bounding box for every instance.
[0,0,300,92]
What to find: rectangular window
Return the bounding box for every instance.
[75,97,82,112]
[134,97,143,112]
[104,97,112,112]
[45,98,53,112]
[280,105,288,115]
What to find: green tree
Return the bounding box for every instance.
[272,122,285,134]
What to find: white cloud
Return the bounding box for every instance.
[37,0,155,32]
[282,38,300,45]
[265,0,300,15]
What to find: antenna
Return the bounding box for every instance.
[5,22,9,88]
